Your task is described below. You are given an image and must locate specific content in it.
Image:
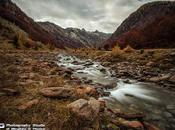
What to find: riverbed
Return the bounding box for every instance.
[57,54,175,130]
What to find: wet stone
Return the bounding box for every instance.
[169,75,175,83]
[148,115,162,121]
[166,105,175,110]
[84,62,94,66]
[100,68,106,73]
[163,112,173,118]
[167,109,175,115]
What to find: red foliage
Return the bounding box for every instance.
[116,15,175,49]
[103,1,175,50]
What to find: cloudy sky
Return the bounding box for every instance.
[12,0,173,33]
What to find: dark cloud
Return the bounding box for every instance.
[12,0,173,33]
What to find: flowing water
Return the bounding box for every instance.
[57,54,175,130]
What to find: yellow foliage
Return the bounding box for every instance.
[0,41,14,50]
[111,43,123,57]
[14,31,27,48]
[45,43,55,50]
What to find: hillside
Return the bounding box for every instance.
[0,0,65,48]
[0,0,109,49]
[103,1,175,50]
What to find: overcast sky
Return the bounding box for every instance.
[12,0,173,33]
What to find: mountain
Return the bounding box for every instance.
[65,28,111,48]
[38,22,111,48]
[0,0,65,48]
[103,1,175,50]
[37,22,84,48]
[0,0,110,49]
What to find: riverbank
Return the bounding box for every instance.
[70,48,175,92]
[0,49,174,130]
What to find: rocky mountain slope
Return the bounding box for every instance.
[0,0,110,49]
[0,0,65,48]
[103,1,175,50]
[39,22,111,48]
[65,28,111,48]
[37,22,84,48]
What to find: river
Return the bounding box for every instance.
[57,54,175,130]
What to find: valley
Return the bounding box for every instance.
[0,0,175,130]
[0,48,175,130]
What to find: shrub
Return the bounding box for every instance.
[14,31,27,49]
[123,45,135,53]
[140,49,144,54]
[46,43,55,50]
[34,42,45,50]
[111,44,123,57]
[23,38,35,48]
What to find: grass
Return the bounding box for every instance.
[0,47,174,129]
[0,40,14,50]
[0,51,76,130]
[0,97,71,130]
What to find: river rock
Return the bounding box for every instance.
[123,79,131,84]
[40,87,74,98]
[68,98,100,122]
[166,104,175,110]
[100,68,106,73]
[123,121,144,130]
[169,75,175,83]
[76,86,98,97]
[169,52,175,57]
[103,83,116,89]
[146,61,155,67]
[101,62,111,66]
[63,68,73,75]
[18,99,39,110]
[163,112,173,118]
[149,74,170,82]
[84,62,94,66]
[144,122,160,130]
[111,120,144,130]
[1,88,20,96]
[98,99,106,112]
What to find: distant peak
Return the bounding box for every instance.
[82,28,86,31]
[94,30,99,33]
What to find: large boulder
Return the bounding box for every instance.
[68,98,100,121]
[39,87,75,98]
